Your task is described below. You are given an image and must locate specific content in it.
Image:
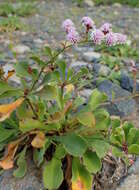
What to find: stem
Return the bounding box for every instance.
[65,155,72,190]
[26,98,38,119]
[29,39,91,93]
[133,72,136,94]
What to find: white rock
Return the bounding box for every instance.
[13,45,31,54]
[79,89,92,99]
[83,52,101,62]
[84,0,94,7]
[3,64,20,85]
[34,39,43,44]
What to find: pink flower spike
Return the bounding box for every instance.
[106,32,117,46]
[81,16,95,31]
[115,33,127,44]
[90,29,104,45]
[62,19,75,33]
[100,23,112,35]
[66,31,80,44]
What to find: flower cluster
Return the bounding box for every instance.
[81,16,95,32]
[62,17,127,46]
[90,29,104,45]
[100,23,112,35]
[62,19,79,43]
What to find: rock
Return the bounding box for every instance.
[93,63,111,77]
[84,0,94,7]
[82,52,101,62]
[113,3,122,7]
[121,73,139,92]
[0,152,44,190]
[117,173,139,190]
[0,60,7,66]
[34,39,43,44]
[98,80,136,117]
[13,45,31,54]
[79,89,92,99]
[70,61,93,72]
[128,158,139,175]
[3,64,20,86]
[96,64,111,77]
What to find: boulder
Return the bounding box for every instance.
[98,80,136,117]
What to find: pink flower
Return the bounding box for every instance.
[106,32,117,46]
[100,23,112,35]
[90,29,104,45]
[115,33,127,44]
[62,19,75,33]
[81,16,95,31]
[66,30,80,44]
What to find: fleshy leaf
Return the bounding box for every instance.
[83,151,102,173]
[43,158,63,189]
[13,146,27,178]
[72,158,92,190]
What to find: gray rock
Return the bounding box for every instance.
[70,61,93,72]
[93,63,111,77]
[121,73,139,92]
[13,45,31,54]
[128,158,139,175]
[83,52,101,62]
[0,153,44,190]
[117,173,139,190]
[98,80,136,117]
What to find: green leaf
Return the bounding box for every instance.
[57,60,66,80]
[94,109,110,130]
[128,144,139,155]
[112,147,124,157]
[44,46,52,57]
[13,146,27,178]
[0,89,23,99]
[43,158,63,189]
[0,81,18,95]
[72,158,92,190]
[83,151,102,173]
[0,126,16,143]
[35,85,58,101]
[111,117,121,131]
[19,119,46,133]
[127,128,137,146]
[54,145,66,159]
[33,139,50,167]
[88,89,107,110]
[86,138,110,158]
[31,55,46,66]
[58,133,87,157]
[14,62,30,78]
[110,127,125,147]
[123,122,134,141]
[77,112,96,128]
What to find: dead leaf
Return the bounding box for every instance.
[0,98,24,122]
[72,177,85,190]
[31,132,45,148]
[4,70,15,81]
[65,84,74,93]
[0,142,18,170]
[64,101,72,114]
